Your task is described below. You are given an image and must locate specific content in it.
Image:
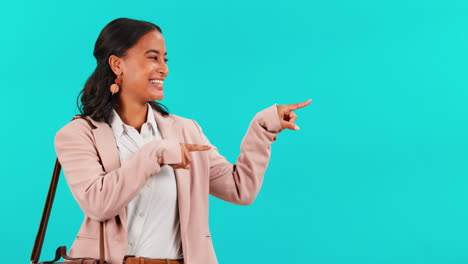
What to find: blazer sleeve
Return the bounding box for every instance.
[53,119,182,221]
[192,103,284,205]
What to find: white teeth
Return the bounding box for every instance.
[150,79,163,84]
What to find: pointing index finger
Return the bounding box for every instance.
[287,99,312,111]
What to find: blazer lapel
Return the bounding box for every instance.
[91,121,121,172]
[153,110,192,237]
[89,119,126,228]
[87,109,192,236]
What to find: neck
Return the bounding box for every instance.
[114,98,148,133]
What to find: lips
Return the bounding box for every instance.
[150,79,164,84]
[149,79,163,90]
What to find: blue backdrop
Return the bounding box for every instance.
[1,0,468,263]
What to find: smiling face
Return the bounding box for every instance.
[109,30,169,103]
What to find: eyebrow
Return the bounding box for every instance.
[144,49,167,55]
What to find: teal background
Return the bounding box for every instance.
[1,0,467,263]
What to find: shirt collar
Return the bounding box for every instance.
[145,103,158,132]
[109,103,158,137]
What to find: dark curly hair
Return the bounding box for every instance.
[77,17,170,123]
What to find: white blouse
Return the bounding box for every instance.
[109,103,183,259]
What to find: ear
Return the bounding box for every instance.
[108,54,123,75]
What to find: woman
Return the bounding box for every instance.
[54,17,311,264]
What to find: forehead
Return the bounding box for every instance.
[129,30,166,54]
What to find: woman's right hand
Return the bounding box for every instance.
[160,143,211,170]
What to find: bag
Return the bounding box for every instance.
[30,115,107,264]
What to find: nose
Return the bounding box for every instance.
[158,62,169,77]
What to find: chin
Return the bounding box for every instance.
[149,94,164,101]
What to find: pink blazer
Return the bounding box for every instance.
[53,103,284,264]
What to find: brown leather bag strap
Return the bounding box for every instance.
[100,221,105,264]
[30,158,61,263]
[31,114,106,264]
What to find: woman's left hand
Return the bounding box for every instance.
[277,99,312,130]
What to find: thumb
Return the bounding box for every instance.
[281,120,300,130]
[185,143,212,152]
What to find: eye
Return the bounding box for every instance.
[149,57,169,63]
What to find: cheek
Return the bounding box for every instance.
[123,61,154,89]
[140,64,154,80]
[129,60,150,75]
